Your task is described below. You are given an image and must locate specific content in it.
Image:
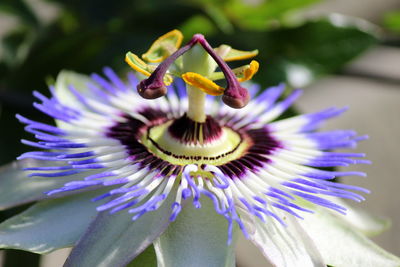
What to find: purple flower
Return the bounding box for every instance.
[0,30,398,267]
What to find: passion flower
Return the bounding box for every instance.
[6,30,398,267]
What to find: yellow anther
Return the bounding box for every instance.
[142,29,183,63]
[215,45,258,62]
[163,75,174,86]
[209,60,260,82]
[125,52,152,76]
[182,72,224,96]
[237,60,259,82]
[125,52,173,86]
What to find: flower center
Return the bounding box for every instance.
[141,114,250,166]
[119,30,273,174]
[107,106,281,178]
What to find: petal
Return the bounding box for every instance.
[300,209,400,267]
[154,198,237,267]
[53,70,93,109]
[0,159,87,210]
[330,198,390,236]
[64,191,176,267]
[240,209,326,267]
[0,189,105,254]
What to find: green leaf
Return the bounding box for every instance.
[228,0,321,30]
[300,208,400,267]
[0,27,35,68]
[0,189,107,254]
[242,15,379,87]
[64,192,176,267]
[0,0,39,27]
[179,15,217,38]
[154,198,237,267]
[383,11,400,33]
[0,159,91,211]
[191,0,321,31]
[203,4,234,34]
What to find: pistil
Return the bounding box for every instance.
[186,85,207,122]
[137,36,199,99]
[194,35,250,109]
[136,33,251,122]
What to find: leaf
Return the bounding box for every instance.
[0,189,107,254]
[383,11,400,33]
[179,15,217,38]
[0,0,39,27]
[191,0,321,31]
[0,27,35,68]
[203,4,234,34]
[238,15,379,87]
[228,0,322,30]
[300,209,400,267]
[64,192,176,267]
[153,198,237,267]
[0,159,92,211]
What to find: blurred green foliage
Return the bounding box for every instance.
[383,10,400,33]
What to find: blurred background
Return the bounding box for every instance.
[0,0,399,266]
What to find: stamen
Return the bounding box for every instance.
[125,53,174,86]
[238,60,259,82]
[215,44,259,62]
[142,29,183,63]
[181,72,224,96]
[209,60,259,82]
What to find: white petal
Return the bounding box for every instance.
[300,208,400,267]
[53,70,93,109]
[240,209,325,267]
[330,198,390,236]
